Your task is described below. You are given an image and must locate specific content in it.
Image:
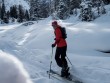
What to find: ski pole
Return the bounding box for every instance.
[66,56,74,67]
[49,47,53,79]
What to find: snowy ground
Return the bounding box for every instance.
[0,7,110,83]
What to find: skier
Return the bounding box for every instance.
[51,21,70,77]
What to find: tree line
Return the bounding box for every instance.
[27,0,110,21]
[0,1,30,24]
[0,0,110,24]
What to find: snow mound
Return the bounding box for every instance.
[0,50,32,83]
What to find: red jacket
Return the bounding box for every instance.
[54,26,67,47]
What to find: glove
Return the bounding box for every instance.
[52,44,56,48]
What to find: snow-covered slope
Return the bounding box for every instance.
[0,0,30,10]
[0,5,110,83]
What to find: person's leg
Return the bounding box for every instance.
[60,46,70,77]
[61,46,68,68]
[55,47,62,67]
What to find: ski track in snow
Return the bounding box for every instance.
[0,14,110,83]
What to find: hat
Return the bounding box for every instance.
[52,21,58,25]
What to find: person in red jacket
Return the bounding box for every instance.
[51,21,70,77]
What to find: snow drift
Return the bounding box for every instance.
[0,50,32,83]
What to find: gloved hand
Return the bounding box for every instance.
[51,44,56,48]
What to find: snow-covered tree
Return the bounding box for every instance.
[6,11,10,19]
[102,0,110,4]
[29,0,40,20]
[3,15,9,23]
[0,0,9,24]
[49,0,58,19]
[1,0,6,20]
[80,1,94,21]
[92,0,106,16]
[56,0,69,19]
[10,5,18,19]
[70,0,81,8]
[18,5,25,22]
[0,4,1,20]
[29,0,50,20]
[100,0,106,14]
[51,0,81,19]
[25,10,30,21]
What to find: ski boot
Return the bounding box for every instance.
[61,66,70,78]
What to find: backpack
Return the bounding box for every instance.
[59,27,67,39]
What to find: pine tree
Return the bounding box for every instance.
[13,5,18,19]
[53,0,59,11]
[6,11,10,19]
[10,5,18,19]
[69,0,81,15]
[29,0,35,20]
[0,4,1,20]
[56,0,69,19]
[25,10,30,21]
[10,6,13,17]
[1,0,6,20]
[51,0,81,19]
[70,0,80,10]
[18,5,25,22]
[3,15,9,23]
[11,6,14,18]
[50,0,59,19]
[29,0,40,20]
[102,0,110,4]
[80,1,94,21]
[0,0,9,24]
[100,0,106,14]
[38,0,49,18]
[96,0,101,16]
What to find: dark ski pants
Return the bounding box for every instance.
[55,46,68,68]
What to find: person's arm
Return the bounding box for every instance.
[54,29,62,45]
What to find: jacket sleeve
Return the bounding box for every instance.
[54,29,62,45]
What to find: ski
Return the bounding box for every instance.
[48,71,70,83]
[47,70,83,83]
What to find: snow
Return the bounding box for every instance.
[0,50,32,83]
[0,5,110,83]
